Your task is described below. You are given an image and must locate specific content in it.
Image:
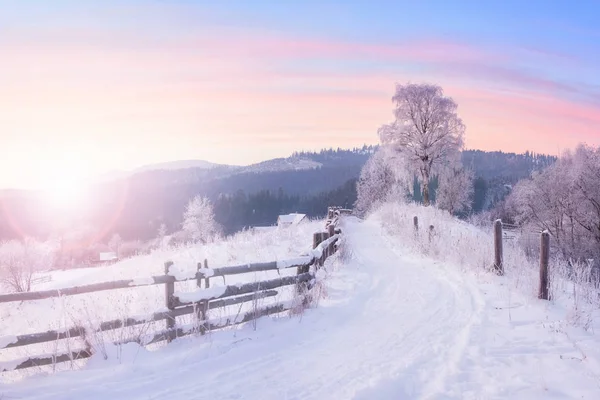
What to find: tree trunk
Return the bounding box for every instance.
[422,182,430,206]
[421,166,431,206]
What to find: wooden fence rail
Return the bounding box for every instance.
[1,209,344,373]
[0,259,314,304]
[492,220,552,300]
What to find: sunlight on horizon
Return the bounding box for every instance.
[38,160,92,212]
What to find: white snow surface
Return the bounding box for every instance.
[276,255,312,269]
[3,217,600,399]
[0,219,322,379]
[311,233,339,258]
[173,286,227,303]
[128,277,155,286]
[0,336,17,350]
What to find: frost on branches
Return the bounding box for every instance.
[378,83,465,206]
[0,238,56,293]
[437,166,474,215]
[181,196,221,244]
[508,144,600,261]
[355,148,410,216]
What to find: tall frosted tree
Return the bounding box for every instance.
[378,83,465,206]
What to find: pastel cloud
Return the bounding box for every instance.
[0,16,599,188]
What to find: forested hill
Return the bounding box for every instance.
[461,150,557,211]
[0,146,555,241]
[462,150,556,180]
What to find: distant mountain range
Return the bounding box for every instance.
[134,159,229,173]
[97,155,324,182]
[0,146,555,242]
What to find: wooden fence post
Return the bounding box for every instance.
[494,220,504,275]
[164,261,175,342]
[328,224,335,256]
[312,232,325,268]
[321,231,330,263]
[196,262,203,289]
[194,259,210,334]
[201,259,210,333]
[312,232,320,253]
[203,259,210,289]
[296,232,322,296]
[539,231,550,300]
[195,261,202,323]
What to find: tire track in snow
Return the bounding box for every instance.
[415,263,485,399]
[347,219,483,400]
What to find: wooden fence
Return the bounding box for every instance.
[412,216,553,301]
[0,212,344,373]
[491,219,551,300]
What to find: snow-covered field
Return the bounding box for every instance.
[3,211,600,399]
[0,220,323,379]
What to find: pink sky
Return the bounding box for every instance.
[1,5,599,189]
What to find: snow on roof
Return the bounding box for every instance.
[99,252,118,261]
[278,213,306,225]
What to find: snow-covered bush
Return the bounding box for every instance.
[354,148,409,216]
[118,240,146,259]
[181,196,222,244]
[108,234,122,257]
[436,166,474,215]
[0,238,56,292]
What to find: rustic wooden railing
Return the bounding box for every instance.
[0,213,344,373]
[413,215,554,300]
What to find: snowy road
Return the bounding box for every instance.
[3,218,600,399]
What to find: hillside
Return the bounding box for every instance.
[3,210,600,399]
[0,147,555,243]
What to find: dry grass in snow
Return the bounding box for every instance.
[0,219,323,380]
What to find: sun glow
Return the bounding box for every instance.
[40,164,91,211]
[44,178,87,208]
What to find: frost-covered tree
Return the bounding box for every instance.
[355,150,395,216]
[157,223,167,239]
[355,148,409,216]
[108,233,122,257]
[437,166,474,215]
[571,145,600,251]
[508,144,600,260]
[155,223,168,246]
[378,83,465,206]
[182,196,221,243]
[0,238,56,293]
[151,223,169,250]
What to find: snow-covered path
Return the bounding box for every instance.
[3,218,600,399]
